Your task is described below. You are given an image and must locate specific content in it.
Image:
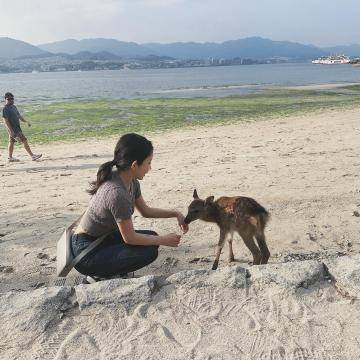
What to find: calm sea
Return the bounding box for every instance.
[0,63,360,104]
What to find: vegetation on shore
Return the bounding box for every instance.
[1,86,360,145]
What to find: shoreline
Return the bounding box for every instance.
[1,85,360,146]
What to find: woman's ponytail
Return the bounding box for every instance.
[87,160,115,195]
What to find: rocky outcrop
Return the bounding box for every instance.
[1,255,359,360]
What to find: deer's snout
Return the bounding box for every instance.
[184,215,192,224]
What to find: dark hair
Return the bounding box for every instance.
[88,133,153,195]
[5,92,14,99]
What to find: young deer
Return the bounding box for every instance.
[184,189,270,270]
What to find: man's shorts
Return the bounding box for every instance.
[9,130,27,143]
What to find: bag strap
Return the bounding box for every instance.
[69,211,85,231]
[71,231,111,268]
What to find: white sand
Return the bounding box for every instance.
[1,108,360,359]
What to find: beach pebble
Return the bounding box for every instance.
[352,211,360,217]
[307,233,317,241]
[163,257,178,266]
[0,265,14,273]
[36,253,49,260]
[189,257,211,263]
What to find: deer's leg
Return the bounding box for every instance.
[212,229,226,270]
[228,233,235,263]
[255,232,270,264]
[239,231,262,265]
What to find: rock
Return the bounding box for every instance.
[352,210,360,217]
[0,286,72,357]
[75,275,156,310]
[248,260,325,289]
[284,252,322,262]
[324,254,360,299]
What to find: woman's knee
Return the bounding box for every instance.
[147,245,159,261]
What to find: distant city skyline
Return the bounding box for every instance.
[0,0,359,47]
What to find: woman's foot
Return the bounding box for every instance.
[85,273,135,284]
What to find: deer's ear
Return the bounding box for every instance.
[205,196,214,205]
[193,189,199,199]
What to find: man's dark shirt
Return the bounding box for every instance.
[2,104,21,132]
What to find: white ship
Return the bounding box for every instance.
[312,54,350,64]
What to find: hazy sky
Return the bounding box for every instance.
[0,0,359,46]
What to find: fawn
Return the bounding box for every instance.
[184,189,270,270]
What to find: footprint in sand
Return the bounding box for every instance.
[292,347,327,360]
[55,330,101,360]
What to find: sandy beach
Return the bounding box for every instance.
[1,107,360,359]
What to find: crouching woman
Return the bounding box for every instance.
[71,133,188,279]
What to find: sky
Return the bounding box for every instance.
[0,0,359,47]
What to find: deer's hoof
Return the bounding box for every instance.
[212,262,218,270]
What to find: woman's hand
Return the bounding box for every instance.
[161,233,181,247]
[176,212,189,234]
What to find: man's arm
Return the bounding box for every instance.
[17,113,31,126]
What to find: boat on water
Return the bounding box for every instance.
[312,55,351,64]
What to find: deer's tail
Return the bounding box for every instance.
[248,207,269,232]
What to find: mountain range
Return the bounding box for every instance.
[1,36,359,61]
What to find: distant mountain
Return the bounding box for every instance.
[144,37,327,60]
[38,36,326,60]
[67,51,123,61]
[5,36,359,63]
[0,37,50,59]
[322,44,360,57]
[38,38,151,57]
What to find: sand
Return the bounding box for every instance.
[1,108,360,359]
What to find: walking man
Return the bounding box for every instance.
[2,92,42,162]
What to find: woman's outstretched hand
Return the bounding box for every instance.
[161,233,181,247]
[176,212,189,234]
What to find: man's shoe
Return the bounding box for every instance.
[8,157,20,162]
[31,154,42,161]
